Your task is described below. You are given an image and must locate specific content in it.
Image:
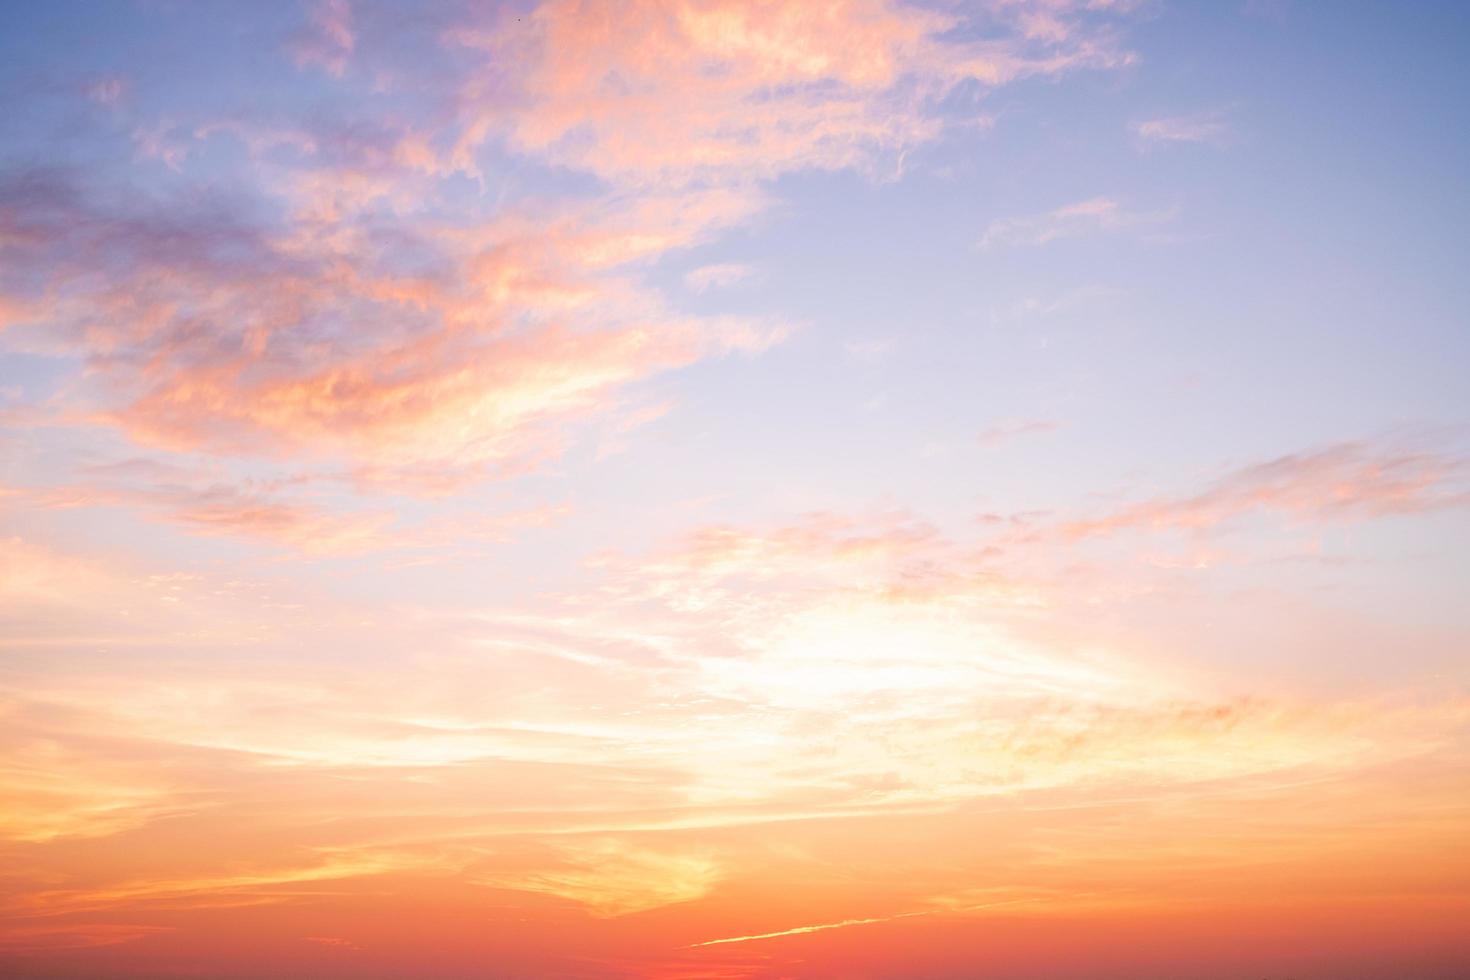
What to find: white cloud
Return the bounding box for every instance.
[979,196,1173,249]
[684,262,755,293]
[1132,112,1230,146]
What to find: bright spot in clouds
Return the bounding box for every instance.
[1,1,1468,977]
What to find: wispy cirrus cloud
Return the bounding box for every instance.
[83,76,128,107]
[1059,441,1470,540]
[5,499,1462,856]
[0,167,783,493]
[0,735,191,844]
[0,924,174,954]
[684,262,754,293]
[978,418,1061,448]
[1132,110,1231,146]
[21,461,568,556]
[978,196,1173,249]
[2,471,1466,943]
[683,909,933,948]
[443,0,1132,187]
[287,0,356,77]
[0,0,1136,507]
[6,5,1462,975]
[474,841,722,917]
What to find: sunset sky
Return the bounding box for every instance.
[1,1,1468,977]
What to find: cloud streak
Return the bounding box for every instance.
[979,196,1172,249]
[683,910,931,948]
[1059,442,1470,540]
[1133,111,1230,146]
[2,4,1466,977]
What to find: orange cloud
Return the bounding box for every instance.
[2,502,1466,976]
[0,924,173,954]
[4,8,1463,974]
[0,735,188,844]
[473,841,723,917]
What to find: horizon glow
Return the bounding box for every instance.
[1,2,1468,978]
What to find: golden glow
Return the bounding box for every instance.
[1,1,1467,977]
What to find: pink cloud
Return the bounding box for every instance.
[684,263,754,293]
[288,0,355,77]
[0,169,783,492]
[26,469,569,556]
[0,2,1139,504]
[84,76,129,106]
[600,511,942,582]
[443,0,1131,186]
[1132,111,1230,146]
[1060,442,1470,540]
[978,196,1172,249]
[978,419,1062,448]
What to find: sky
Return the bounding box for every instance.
[0,1,1468,977]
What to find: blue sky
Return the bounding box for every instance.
[1,3,1468,977]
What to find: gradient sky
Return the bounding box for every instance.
[2,2,1469,978]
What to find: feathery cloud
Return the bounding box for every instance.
[979,196,1172,249]
[1133,111,1230,146]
